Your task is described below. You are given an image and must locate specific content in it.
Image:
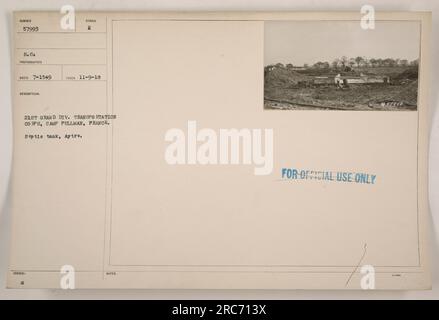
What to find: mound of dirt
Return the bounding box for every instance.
[394,80,418,104]
[392,68,419,80]
[392,67,419,80]
[265,66,312,88]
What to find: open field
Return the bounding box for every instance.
[264,66,418,111]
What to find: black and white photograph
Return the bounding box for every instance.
[1,0,439,303]
[264,21,421,110]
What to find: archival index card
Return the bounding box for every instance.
[8,11,432,289]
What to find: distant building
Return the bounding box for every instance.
[311,74,389,85]
[342,75,389,84]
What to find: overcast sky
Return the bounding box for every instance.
[264,21,421,66]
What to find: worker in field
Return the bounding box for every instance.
[334,73,343,89]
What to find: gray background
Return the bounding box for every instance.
[1,0,438,299]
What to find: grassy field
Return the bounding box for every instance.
[264,66,418,111]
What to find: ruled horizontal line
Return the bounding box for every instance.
[16,47,106,50]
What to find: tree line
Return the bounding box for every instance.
[270,57,419,70]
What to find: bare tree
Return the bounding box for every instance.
[399,59,409,67]
[332,58,340,70]
[355,56,364,68]
[348,58,356,69]
[362,57,370,67]
[340,56,348,68]
[410,59,419,66]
